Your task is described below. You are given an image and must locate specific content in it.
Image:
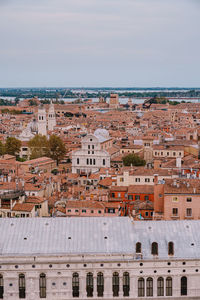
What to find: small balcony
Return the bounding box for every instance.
[184,215,194,220]
[171,214,180,220]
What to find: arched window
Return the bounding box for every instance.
[86,273,93,297]
[0,275,3,299]
[151,242,158,255]
[166,277,172,296]
[123,272,130,297]
[97,272,104,297]
[138,278,145,297]
[181,276,187,296]
[72,273,79,298]
[112,272,119,297]
[168,242,174,255]
[136,242,142,253]
[157,277,164,296]
[146,277,153,297]
[19,274,25,299]
[39,273,46,298]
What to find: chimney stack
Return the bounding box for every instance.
[176,157,182,168]
[154,174,158,184]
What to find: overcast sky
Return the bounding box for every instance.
[0,0,200,87]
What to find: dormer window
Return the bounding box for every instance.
[168,242,174,256]
[136,242,142,254]
[151,242,158,255]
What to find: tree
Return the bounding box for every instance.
[48,135,66,165]
[28,135,49,159]
[14,97,20,105]
[51,168,59,175]
[0,141,5,156]
[28,99,38,106]
[122,153,146,167]
[5,137,21,156]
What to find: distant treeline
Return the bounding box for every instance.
[0,98,16,106]
[0,88,200,99]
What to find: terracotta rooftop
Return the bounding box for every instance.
[12,203,35,212]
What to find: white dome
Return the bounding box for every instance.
[94,128,109,138]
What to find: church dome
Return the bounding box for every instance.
[94,128,109,138]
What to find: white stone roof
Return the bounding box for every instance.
[0,217,199,259]
[94,128,110,143]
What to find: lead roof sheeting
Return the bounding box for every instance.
[0,217,199,259]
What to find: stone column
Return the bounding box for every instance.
[173,275,180,297]
[119,273,123,298]
[153,275,157,298]
[104,271,113,298]
[79,271,87,299]
[93,274,97,298]
[129,272,136,298]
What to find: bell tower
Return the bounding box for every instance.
[48,101,56,131]
[38,106,47,136]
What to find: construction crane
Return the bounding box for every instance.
[142,96,157,109]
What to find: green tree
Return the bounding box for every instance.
[28,135,49,159]
[0,141,5,156]
[48,135,66,165]
[5,137,21,156]
[122,153,146,167]
[14,97,20,105]
[29,99,38,106]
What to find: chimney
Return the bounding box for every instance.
[154,174,159,184]
[176,157,182,168]
[154,180,164,214]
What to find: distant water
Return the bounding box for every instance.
[74,97,199,104]
[1,96,199,105]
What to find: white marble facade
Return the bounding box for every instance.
[72,130,111,174]
[1,255,200,299]
[0,218,200,299]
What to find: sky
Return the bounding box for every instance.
[0,0,200,88]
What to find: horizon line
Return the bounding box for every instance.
[0,86,200,90]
